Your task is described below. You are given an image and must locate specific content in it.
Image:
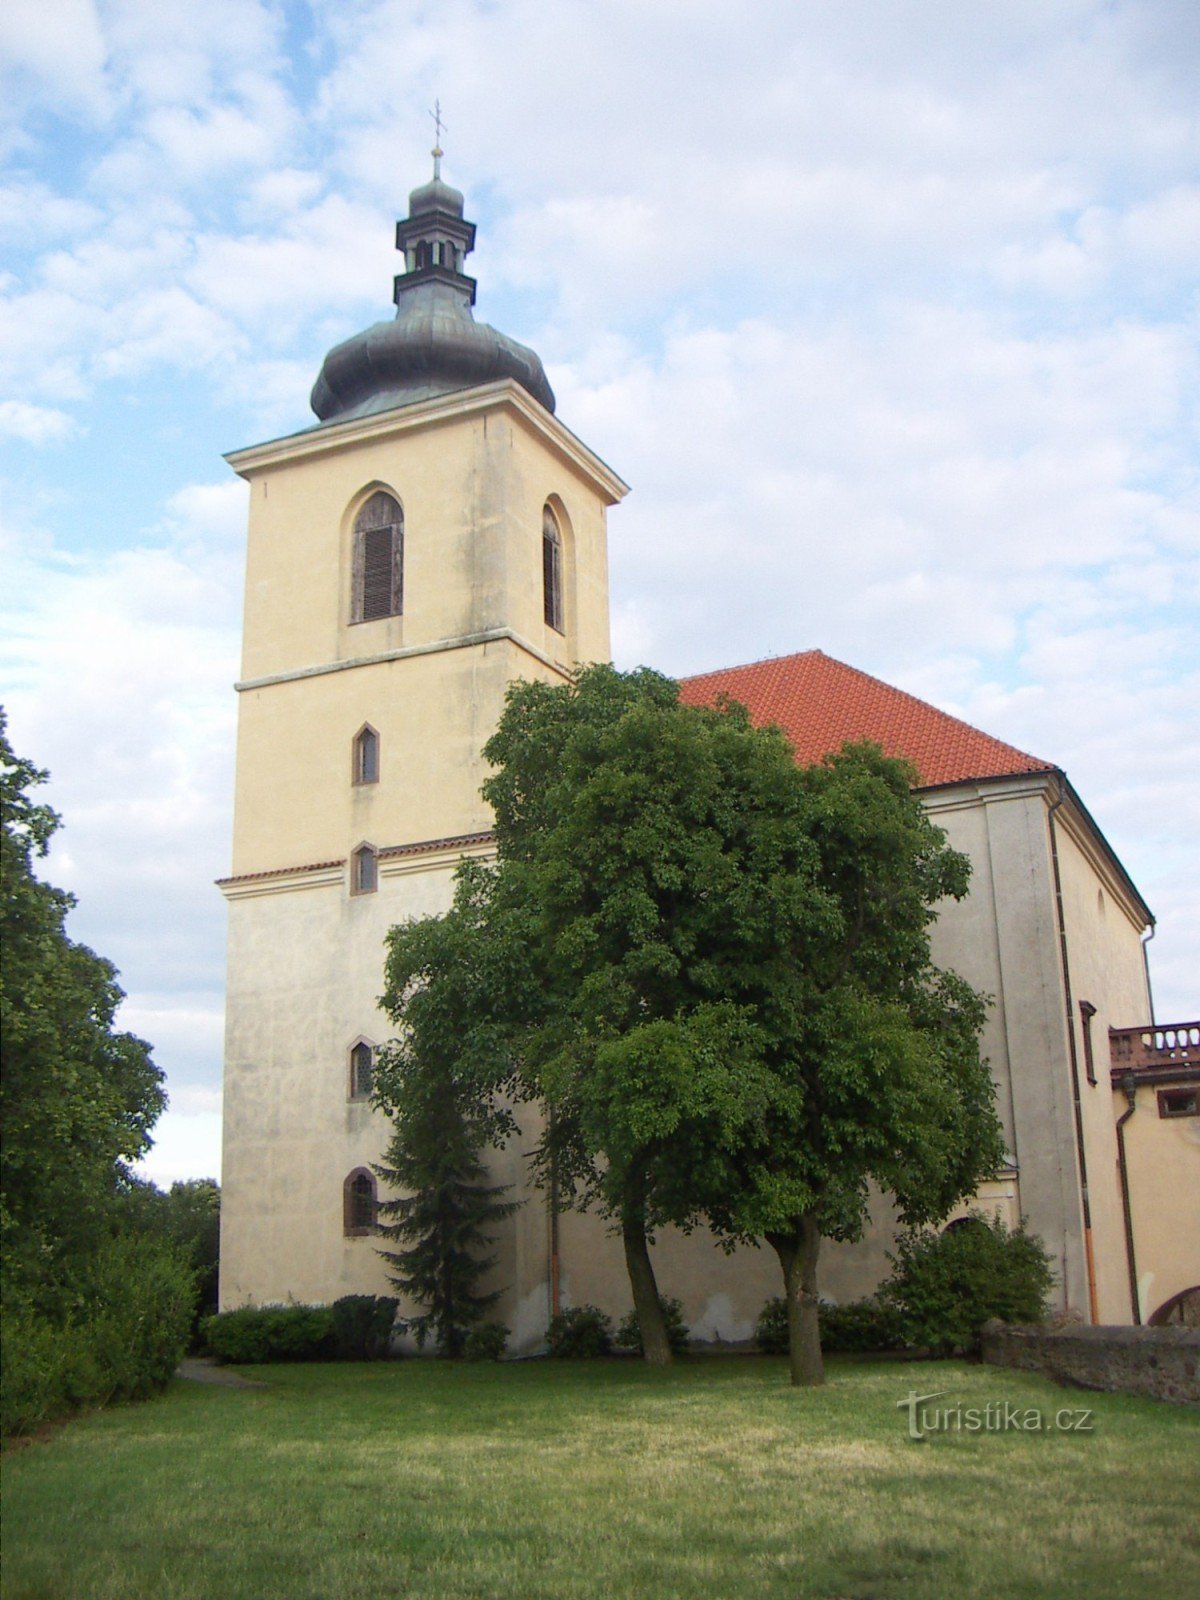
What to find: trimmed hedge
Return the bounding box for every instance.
[202,1304,336,1363]
[756,1296,904,1356]
[330,1295,399,1360]
[820,1297,907,1353]
[202,1296,402,1363]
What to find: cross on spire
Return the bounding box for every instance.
[429,100,446,178]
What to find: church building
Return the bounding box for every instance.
[218,159,1198,1347]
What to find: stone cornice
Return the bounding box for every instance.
[217,831,497,901]
[234,625,573,693]
[921,768,1152,932]
[224,379,630,505]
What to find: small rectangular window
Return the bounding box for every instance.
[1157,1087,1199,1119]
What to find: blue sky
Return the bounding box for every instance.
[2,0,1197,1185]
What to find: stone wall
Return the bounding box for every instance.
[981,1321,1199,1404]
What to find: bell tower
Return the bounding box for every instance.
[218,153,627,1347]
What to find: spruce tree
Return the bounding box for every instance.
[373,1065,517,1356]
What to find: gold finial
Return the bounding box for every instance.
[430,99,446,178]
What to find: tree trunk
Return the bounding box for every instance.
[621,1175,672,1366]
[767,1216,824,1386]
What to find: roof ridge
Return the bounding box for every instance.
[680,648,1051,774]
[680,647,824,682]
[803,651,1050,772]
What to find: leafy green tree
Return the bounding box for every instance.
[0,716,196,1435]
[1,712,165,1303]
[379,668,1002,1381]
[695,743,1005,1383]
[372,1039,517,1357]
[480,665,847,1364]
[119,1177,220,1336]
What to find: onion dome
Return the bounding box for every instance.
[311,150,555,423]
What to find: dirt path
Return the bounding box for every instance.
[176,1358,267,1389]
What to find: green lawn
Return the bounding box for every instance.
[2,1356,1196,1600]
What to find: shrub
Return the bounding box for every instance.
[330,1295,398,1360]
[463,1322,509,1361]
[614,1296,690,1355]
[545,1305,613,1358]
[755,1297,788,1354]
[757,1293,906,1356]
[1,1232,196,1439]
[202,1304,335,1364]
[818,1297,906,1353]
[82,1232,198,1399]
[881,1215,1054,1356]
[0,1303,72,1438]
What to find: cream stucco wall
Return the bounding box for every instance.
[1119,1079,1200,1323]
[226,383,621,877]
[219,382,625,1350]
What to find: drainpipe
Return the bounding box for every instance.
[1048,779,1100,1324]
[547,1113,561,1321]
[1141,924,1157,1026]
[549,1189,561,1321]
[1114,1072,1141,1324]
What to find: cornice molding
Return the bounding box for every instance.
[235,625,573,693]
[225,379,629,504]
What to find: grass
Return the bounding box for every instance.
[2,1355,1197,1600]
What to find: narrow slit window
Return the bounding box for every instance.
[1079,1000,1097,1086]
[354,726,379,785]
[350,1041,374,1099]
[352,844,377,895]
[543,505,563,633]
[354,492,403,622]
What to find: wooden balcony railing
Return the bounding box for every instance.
[1109,1022,1200,1073]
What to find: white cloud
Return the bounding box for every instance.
[2,0,1196,1176]
[1,479,245,1140]
[101,0,283,110]
[0,182,102,246]
[0,401,78,444]
[0,0,110,132]
[135,1105,222,1188]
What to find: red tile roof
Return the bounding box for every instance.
[678,650,1055,790]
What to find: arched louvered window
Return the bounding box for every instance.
[344,1169,377,1235]
[352,844,377,895]
[543,505,563,633]
[354,492,403,623]
[353,725,379,785]
[350,1041,374,1099]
